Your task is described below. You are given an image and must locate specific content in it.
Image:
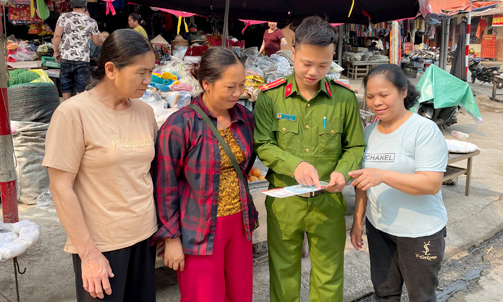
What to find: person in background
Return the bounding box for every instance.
[280,23,295,50]
[53,0,103,101]
[128,13,148,39]
[350,64,448,302]
[259,22,288,56]
[254,16,366,302]
[90,31,109,64]
[152,47,258,302]
[82,8,108,64]
[43,29,157,301]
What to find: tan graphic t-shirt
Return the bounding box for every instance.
[42,92,158,253]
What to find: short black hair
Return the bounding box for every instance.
[363,64,420,110]
[295,16,337,48]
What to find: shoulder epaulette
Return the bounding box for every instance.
[331,79,358,94]
[259,78,287,91]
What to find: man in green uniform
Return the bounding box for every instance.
[254,16,366,302]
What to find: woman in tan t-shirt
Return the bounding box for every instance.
[43,29,157,301]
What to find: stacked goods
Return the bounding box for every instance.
[248,168,266,182]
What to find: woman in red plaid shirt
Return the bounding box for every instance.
[152,47,258,302]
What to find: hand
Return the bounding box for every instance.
[53,52,60,62]
[348,168,385,191]
[164,237,185,271]
[325,172,345,193]
[350,222,364,251]
[294,162,321,189]
[80,250,114,299]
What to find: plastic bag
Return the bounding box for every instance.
[29,69,54,84]
[0,241,27,260]
[10,51,38,61]
[329,61,344,73]
[445,139,478,153]
[140,90,168,115]
[165,91,192,109]
[0,232,17,241]
[325,72,341,80]
[172,46,188,60]
[269,54,291,69]
[37,189,55,210]
[2,220,35,233]
[178,76,202,97]
[245,66,264,78]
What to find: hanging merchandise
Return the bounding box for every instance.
[36,0,50,19]
[389,21,401,65]
[12,0,30,4]
[9,4,39,22]
[30,0,35,17]
[427,25,435,40]
[177,16,188,35]
[417,19,426,35]
[104,0,116,15]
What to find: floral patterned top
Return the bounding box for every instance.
[217,127,244,217]
[56,12,99,62]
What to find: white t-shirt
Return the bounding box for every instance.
[56,12,99,62]
[362,113,448,238]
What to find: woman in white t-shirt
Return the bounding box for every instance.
[349,64,448,302]
[43,29,157,301]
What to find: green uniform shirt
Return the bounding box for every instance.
[254,73,366,189]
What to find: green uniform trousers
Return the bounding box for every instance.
[266,192,346,302]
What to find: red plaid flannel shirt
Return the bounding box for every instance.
[152,96,258,255]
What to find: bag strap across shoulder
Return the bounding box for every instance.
[189,104,251,196]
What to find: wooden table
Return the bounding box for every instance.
[491,74,503,101]
[345,61,389,79]
[443,150,480,196]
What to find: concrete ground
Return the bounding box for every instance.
[1,71,503,302]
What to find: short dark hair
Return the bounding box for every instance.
[69,0,86,8]
[191,47,243,89]
[129,13,146,27]
[295,16,337,48]
[129,13,141,22]
[363,64,420,110]
[94,29,154,81]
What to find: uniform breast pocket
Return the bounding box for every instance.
[317,120,343,156]
[273,119,299,153]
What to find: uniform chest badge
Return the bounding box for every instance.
[276,113,296,121]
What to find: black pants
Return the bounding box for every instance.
[366,219,446,302]
[72,237,156,302]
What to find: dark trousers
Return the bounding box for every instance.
[366,219,446,302]
[60,59,91,93]
[72,237,156,302]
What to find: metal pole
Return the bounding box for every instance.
[222,0,230,47]
[440,18,450,70]
[0,34,18,224]
[452,17,457,51]
[337,24,343,65]
[439,20,446,69]
[466,11,471,77]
